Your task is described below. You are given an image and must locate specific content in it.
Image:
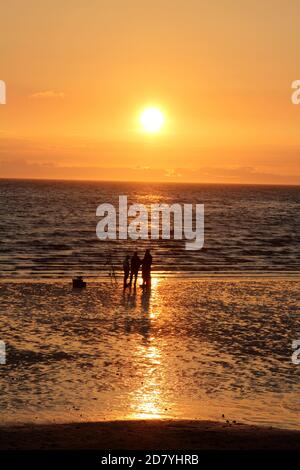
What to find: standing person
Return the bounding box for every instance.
[123,255,130,289]
[142,249,152,288]
[130,251,141,288]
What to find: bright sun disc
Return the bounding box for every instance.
[140,107,165,133]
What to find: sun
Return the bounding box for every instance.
[140,107,165,133]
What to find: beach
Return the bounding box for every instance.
[1,419,300,450]
[1,277,299,436]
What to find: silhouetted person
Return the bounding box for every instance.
[142,249,152,288]
[123,255,130,289]
[130,251,141,287]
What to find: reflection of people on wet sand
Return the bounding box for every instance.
[141,249,152,288]
[130,251,141,288]
[140,285,151,341]
[123,255,130,289]
[141,285,151,312]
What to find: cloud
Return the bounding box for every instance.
[29,90,65,100]
[0,159,299,185]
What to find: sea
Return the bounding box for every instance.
[0,179,299,278]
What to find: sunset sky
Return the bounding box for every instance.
[1,0,300,184]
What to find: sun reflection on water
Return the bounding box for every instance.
[128,277,168,419]
[130,344,164,419]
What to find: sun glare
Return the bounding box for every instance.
[140,107,165,133]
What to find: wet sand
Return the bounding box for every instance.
[1,278,300,430]
[0,419,300,450]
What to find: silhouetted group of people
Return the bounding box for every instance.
[123,249,152,289]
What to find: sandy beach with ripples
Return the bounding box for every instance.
[1,277,299,434]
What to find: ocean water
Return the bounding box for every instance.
[0,179,299,278]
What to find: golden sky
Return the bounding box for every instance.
[1,0,300,184]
